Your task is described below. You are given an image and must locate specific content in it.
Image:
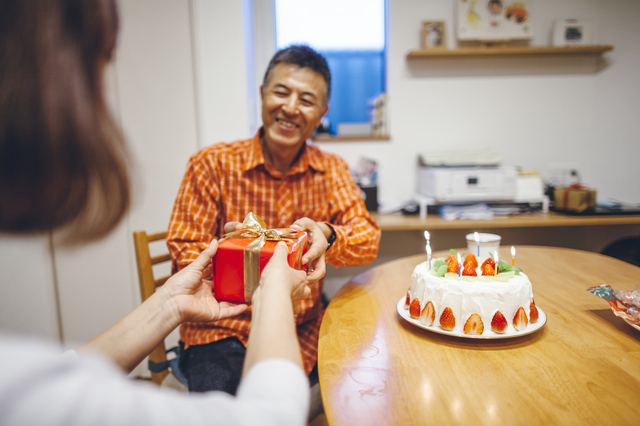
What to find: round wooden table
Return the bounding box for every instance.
[318,246,640,425]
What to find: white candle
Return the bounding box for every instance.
[474,232,479,257]
[494,250,499,276]
[457,253,462,277]
[426,244,432,270]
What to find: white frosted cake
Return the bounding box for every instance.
[405,255,538,335]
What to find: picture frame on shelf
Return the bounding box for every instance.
[552,19,593,46]
[422,21,447,49]
[455,0,534,41]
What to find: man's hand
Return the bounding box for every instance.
[161,240,248,323]
[223,221,244,234]
[290,217,330,286]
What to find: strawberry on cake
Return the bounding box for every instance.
[404,250,539,335]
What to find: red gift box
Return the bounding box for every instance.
[212,213,308,303]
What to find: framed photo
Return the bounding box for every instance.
[455,0,534,41]
[422,21,447,49]
[552,19,593,46]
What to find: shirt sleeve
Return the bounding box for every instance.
[325,157,381,268]
[0,336,310,426]
[167,152,222,273]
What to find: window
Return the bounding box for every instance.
[274,0,387,136]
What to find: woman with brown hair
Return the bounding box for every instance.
[0,1,311,424]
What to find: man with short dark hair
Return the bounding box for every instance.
[167,45,381,394]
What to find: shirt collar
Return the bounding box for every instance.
[244,129,265,173]
[244,128,325,175]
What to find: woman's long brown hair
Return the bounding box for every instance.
[0,0,130,243]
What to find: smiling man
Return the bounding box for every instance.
[166,45,381,395]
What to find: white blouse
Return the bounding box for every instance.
[0,334,310,426]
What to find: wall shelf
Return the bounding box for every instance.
[407,45,613,59]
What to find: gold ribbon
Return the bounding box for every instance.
[218,213,304,302]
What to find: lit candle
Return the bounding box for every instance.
[424,230,430,246]
[457,253,462,278]
[511,246,516,266]
[474,232,480,257]
[494,251,499,277]
[426,244,432,270]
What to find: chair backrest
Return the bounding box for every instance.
[133,230,171,385]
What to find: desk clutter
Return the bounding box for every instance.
[402,150,639,220]
[354,157,378,212]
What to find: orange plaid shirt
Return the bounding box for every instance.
[167,129,381,374]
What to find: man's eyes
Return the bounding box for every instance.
[272,91,315,106]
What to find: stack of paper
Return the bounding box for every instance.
[440,203,494,221]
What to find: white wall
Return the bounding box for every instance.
[317,0,640,209]
[0,234,60,341]
[2,0,639,359]
[192,0,252,146]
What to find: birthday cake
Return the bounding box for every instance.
[405,251,538,335]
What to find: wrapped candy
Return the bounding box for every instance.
[613,289,640,309]
[588,285,640,325]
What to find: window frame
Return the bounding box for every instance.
[249,0,389,140]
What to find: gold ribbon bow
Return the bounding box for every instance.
[218,213,304,301]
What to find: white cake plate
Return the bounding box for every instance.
[396,297,547,340]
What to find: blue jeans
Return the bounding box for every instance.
[179,337,319,394]
[179,337,246,395]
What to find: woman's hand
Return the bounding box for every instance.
[255,242,310,314]
[290,217,329,287]
[243,242,308,373]
[161,240,248,323]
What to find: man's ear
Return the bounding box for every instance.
[316,104,329,129]
[260,85,264,100]
[320,104,329,119]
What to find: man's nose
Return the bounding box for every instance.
[281,96,299,115]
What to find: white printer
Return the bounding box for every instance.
[418,166,517,203]
[416,148,544,205]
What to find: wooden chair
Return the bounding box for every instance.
[132,230,175,386]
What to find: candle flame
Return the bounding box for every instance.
[511,246,516,257]
[494,250,499,263]
[424,230,430,241]
[474,232,479,243]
